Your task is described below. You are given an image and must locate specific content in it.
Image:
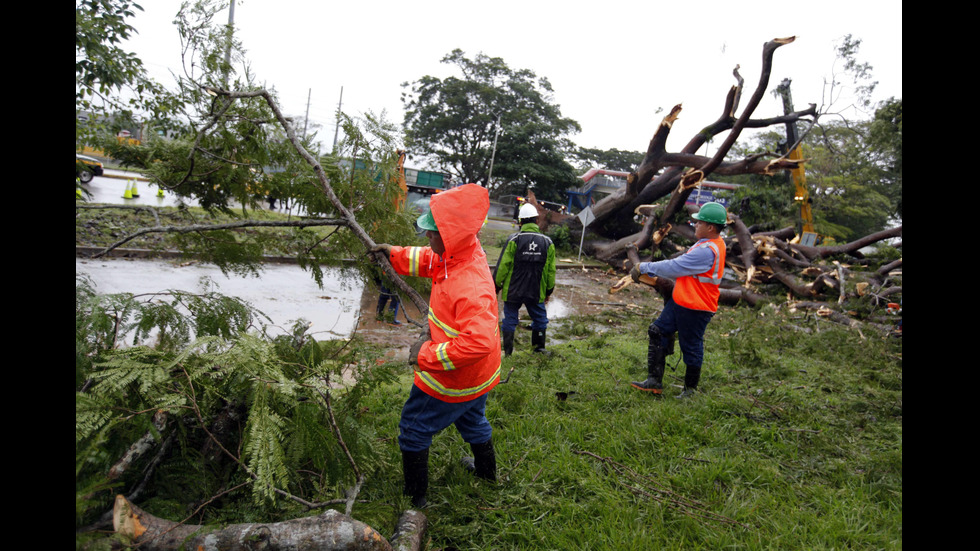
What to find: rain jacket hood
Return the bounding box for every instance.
[429,183,489,265]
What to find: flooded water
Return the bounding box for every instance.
[76,257,364,340]
[75,257,596,344]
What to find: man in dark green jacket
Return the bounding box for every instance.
[494,203,557,355]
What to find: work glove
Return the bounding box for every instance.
[408,335,426,371]
[371,243,392,255]
[630,264,642,283]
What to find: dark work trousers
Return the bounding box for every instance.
[652,298,714,370]
[398,385,493,452]
[501,300,548,333]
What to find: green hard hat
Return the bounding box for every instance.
[691,202,728,225]
[416,209,438,232]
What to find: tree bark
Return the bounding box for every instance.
[590,37,812,246]
[788,226,903,261]
[107,410,168,481]
[113,495,426,551]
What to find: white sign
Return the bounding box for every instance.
[576,206,595,261]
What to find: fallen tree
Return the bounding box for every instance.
[610,214,902,327]
[554,36,901,325]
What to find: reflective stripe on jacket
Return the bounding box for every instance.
[672,236,726,313]
[388,184,501,403]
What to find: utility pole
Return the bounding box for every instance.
[303,88,311,137]
[222,1,235,88]
[332,86,344,153]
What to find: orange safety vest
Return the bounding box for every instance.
[388,184,501,403]
[671,236,726,313]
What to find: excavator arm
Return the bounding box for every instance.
[776,79,818,246]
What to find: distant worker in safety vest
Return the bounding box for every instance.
[629,202,729,399]
[371,183,501,508]
[494,202,557,355]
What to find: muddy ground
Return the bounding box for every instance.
[355,266,664,363]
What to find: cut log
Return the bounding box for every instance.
[112,495,425,551]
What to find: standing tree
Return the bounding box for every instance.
[572,146,646,173]
[75,0,175,145]
[401,49,581,201]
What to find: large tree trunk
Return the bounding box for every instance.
[112,495,427,551]
[590,37,815,250]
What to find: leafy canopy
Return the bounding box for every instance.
[76,0,175,145]
[402,49,581,201]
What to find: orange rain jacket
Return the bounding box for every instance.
[388,184,502,403]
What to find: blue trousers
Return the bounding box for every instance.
[398,385,492,452]
[652,298,714,368]
[377,284,400,318]
[502,300,549,333]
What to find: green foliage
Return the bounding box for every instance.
[804,123,895,240]
[76,278,402,532]
[75,0,184,147]
[721,113,902,239]
[402,49,581,201]
[867,98,903,219]
[572,146,645,172]
[835,34,878,112]
[546,223,573,252]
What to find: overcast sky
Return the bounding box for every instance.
[124,0,902,164]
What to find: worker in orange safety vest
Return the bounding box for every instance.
[371,183,502,508]
[629,201,729,399]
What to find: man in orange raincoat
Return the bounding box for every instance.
[372,183,502,508]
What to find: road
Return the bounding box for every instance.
[79,170,521,233]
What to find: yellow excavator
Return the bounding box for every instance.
[776,79,819,247]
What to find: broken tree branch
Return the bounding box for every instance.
[112,495,418,551]
[203,86,430,328]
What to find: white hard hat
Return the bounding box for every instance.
[518,203,538,219]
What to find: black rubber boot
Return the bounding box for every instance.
[401,448,429,508]
[461,439,497,482]
[631,325,666,394]
[676,364,701,399]
[676,387,697,399]
[531,329,549,354]
[502,331,515,357]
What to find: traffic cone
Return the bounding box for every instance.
[123,181,133,199]
[130,179,140,198]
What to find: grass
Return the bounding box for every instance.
[350,305,901,549]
